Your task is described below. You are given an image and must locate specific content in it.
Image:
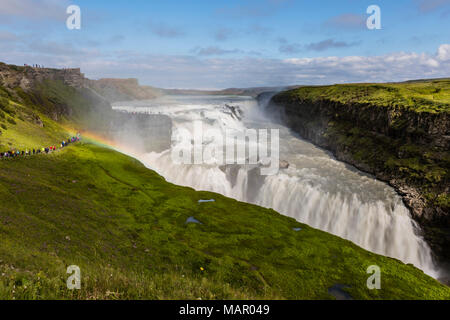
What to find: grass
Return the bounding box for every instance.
[285,79,450,113]
[0,79,110,152]
[0,142,449,300]
[0,99,70,152]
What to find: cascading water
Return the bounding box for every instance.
[113,95,439,278]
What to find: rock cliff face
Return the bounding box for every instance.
[0,63,85,90]
[271,96,450,150]
[267,91,450,264]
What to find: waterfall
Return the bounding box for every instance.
[113,95,440,278]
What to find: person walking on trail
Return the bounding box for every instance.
[1,137,81,161]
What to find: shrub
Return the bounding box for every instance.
[0,99,16,116]
[0,87,9,98]
[6,108,15,116]
[1,123,6,130]
[0,96,8,109]
[7,117,16,125]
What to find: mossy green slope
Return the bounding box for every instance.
[0,101,69,151]
[0,143,449,300]
[288,79,450,113]
[0,79,111,153]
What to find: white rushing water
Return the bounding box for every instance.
[113,95,439,278]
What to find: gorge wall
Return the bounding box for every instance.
[267,87,450,265]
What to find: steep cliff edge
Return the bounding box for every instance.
[267,80,450,264]
[0,62,85,89]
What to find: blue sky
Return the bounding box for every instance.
[0,0,449,88]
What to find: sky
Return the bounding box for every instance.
[0,0,449,89]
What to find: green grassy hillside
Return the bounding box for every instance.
[0,87,68,152]
[0,79,113,153]
[288,79,450,113]
[0,143,449,300]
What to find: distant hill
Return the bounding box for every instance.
[164,85,301,98]
[85,78,164,103]
[85,77,300,102]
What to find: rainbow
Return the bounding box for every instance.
[63,125,138,157]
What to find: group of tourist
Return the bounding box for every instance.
[24,64,44,68]
[0,135,80,160]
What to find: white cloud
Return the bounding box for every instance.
[437,44,450,61]
[1,42,449,89]
[88,45,450,88]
